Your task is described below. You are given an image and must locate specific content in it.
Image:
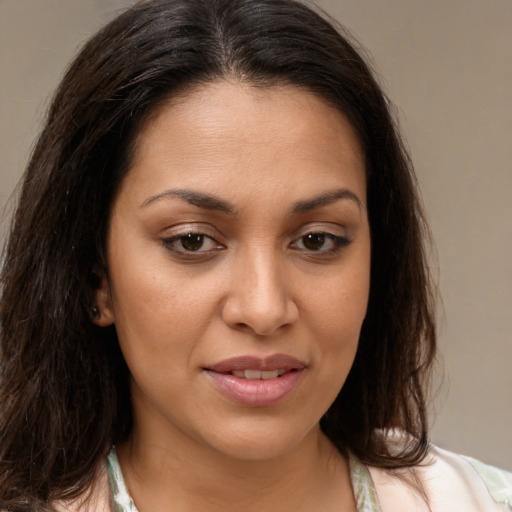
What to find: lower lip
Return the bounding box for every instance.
[205,370,303,407]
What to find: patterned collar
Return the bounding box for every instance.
[107,448,381,512]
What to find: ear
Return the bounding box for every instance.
[92,274,115,327]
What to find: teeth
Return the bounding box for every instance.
[231,369,286,379]
[245,369,262,380]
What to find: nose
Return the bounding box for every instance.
[221,248,299,336]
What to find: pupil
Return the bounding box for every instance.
[182,234,204,251]
[304,233,325,250]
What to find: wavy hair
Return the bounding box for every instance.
[0,0,436,507]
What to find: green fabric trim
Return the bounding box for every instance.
[462,456,512,509]
[108,448,139,512]
[349,454,382,512]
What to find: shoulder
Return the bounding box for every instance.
[52,464,112,512]
[368,444,512,512]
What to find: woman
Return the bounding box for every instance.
[0,0,510,510]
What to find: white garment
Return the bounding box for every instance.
[367,445,512,511]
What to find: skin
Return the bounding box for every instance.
[95,81,371,512]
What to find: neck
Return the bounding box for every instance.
[117,425,355,512]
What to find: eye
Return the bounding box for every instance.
[178,233,212,251]
[291,232,350,253]
[163,232,224,256]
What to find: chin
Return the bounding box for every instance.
[203,415,319,462]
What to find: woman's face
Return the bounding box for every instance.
[96,81,371,460]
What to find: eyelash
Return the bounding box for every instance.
[290,232,351,255]
[162,232,225,259]
[162,230,351,260]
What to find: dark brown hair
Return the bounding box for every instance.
[0,0,436,508]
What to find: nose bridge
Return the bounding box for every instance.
[222,242,297,335]
[244,244,283,304]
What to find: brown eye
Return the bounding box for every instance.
[163,232,224,257]
[302,233,326,251]
[290,231,350,255]
[181,233,205,251]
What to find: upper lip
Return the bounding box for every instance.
[206,354,306,373]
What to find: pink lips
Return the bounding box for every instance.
[204,354,306,407]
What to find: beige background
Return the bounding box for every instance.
[1,1,511,469]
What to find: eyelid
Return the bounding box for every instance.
[290,233,350,250]
[161,223,226,259]
[162,222,222,240]
[292,221,349,239]
[289,222,352,255]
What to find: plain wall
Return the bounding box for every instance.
[1,0,511,469]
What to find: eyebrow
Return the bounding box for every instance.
[291,188,362,214]
[140,187,362,215]
[140,189,236,214]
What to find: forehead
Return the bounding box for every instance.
[122,80,366,206]
[137,81,362,154]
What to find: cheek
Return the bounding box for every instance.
[305,256,370,383]
[109,241,200,322]
[107,255,227,374]
[308,263,370,337]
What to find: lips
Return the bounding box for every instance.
[207,354,305,373]
[204,354,305,406]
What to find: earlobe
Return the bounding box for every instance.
[91,275,115,326]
